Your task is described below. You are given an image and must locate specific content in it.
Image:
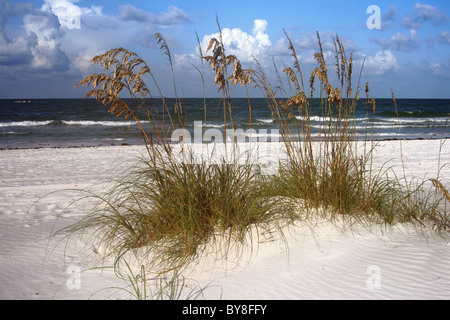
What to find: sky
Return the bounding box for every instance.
[0,0,449,99]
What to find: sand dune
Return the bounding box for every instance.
[0,140,448,300]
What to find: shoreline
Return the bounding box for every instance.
[0,135,448,151]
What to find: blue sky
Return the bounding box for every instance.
[1,0,449,98]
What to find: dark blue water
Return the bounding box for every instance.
[0,98,448,149]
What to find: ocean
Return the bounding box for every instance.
[0,98,448,149]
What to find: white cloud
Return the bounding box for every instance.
[373,29,421,52]
[119,4,148,22]
[41,0,85,29]
[23,10,69,70]
[428,62,442,75]
[402,3,449,29]
[73,51,99,74]
[0,34,31,66]
[0,0,35,66]
[252,19,271,48]
[364,50,399,75]
[41,0,106,30]
[202,19,272,62]
[415,55,449,77]
[150,5,192,25]
[119,4,192,25]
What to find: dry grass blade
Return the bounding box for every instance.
[430,179,450,203]
[154,33,172,62]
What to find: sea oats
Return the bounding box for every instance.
[75,48,155,121]
[283,29,304,92]
[204,35,252,93]
[370,98,376,114]
[430,179,450,203]
[207,38,218,53]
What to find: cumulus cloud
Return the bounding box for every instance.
[373,29,421,52]
[363,50,399,75]
[201,19,272,62]
[252,19,271,48]
[38,2,193,73]
[42,0,106,31]
[23,10,69,70]
[41,0,83,29]
[402,3,449,29]
[0,0,69,70]
[73,52,98,74]
[0,0,35,66]
[0,35,32,66]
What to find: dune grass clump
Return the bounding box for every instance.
[253,32,398,222]
[66,151,292,272]
[67,29,293,274]
[253,31,449,229]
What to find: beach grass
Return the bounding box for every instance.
[63,150,294,273]
[68,27,294,276]
[102,261,209,300]
[65,21,449,291]
[253,31,449,231]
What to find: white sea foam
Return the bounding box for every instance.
[61,120,135,126]
[256,118,274,124]
[0,120,136,128]
[0,121,53,127]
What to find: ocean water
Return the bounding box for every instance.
[0,98,448,149]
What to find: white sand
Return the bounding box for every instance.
[0,140,449,300]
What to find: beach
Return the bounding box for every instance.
[0,139,449,300]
